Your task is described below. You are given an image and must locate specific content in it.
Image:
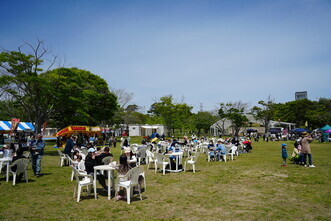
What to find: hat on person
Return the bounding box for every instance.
[124,147,131,153]
[282,143,287,147]
[88,148,96,153]
[302,132,309,136]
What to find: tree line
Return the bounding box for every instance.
[1,41,330,135]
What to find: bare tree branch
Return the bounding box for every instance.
[111,88,134,108]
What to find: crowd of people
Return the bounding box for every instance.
[0,133,45,180]
[58,134,147,201]
[0,129,318,199]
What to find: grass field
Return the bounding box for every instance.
[0,138,330,221]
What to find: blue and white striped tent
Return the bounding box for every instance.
[0,121,35,132]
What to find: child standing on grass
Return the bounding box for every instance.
[281,143,288,167]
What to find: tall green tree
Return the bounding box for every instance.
[273,98,331,129]
[216,103,230,136]
[219,102,248,136]
[148,96,192,136]
[192,111,218,136]
[44,67,118,128]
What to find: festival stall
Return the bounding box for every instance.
[319,125,331,142]
[0,120,35,146]
[0,121,35,133]
[55,125,102,137]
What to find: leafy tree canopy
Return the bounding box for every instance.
[148,96,192,135]
[43,67,118,128]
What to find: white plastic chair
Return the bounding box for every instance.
[72,166,96,202]
[130,144,139,154]
[22,152,30,159]
[68,157,84,181]
[184,152,199,173]
[57,149,68,167]
[138,166,146,191]
[216,149,227,162]
[146,150,156,169]
[102,156,113,165]
[227,146,238,161]
[154,153,169,175]
[115,167,143,204]
[0,161,3,176]
[10,158,30,185]
[136,148,146,166]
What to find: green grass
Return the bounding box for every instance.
[0,138,330,220]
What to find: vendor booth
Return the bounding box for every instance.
[0,120,35,147]
[55,125,102,137]
[0,121,35,133]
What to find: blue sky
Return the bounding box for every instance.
[1,0,331,112]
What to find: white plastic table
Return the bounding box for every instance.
[93,164,116,199]
[164,152,183,172]
[0,157,12,182]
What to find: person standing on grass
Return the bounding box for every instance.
[301,132,315,167]
[112,136,117,148]
[281,143,288,167]
[64,135,74,158]
[31,134,45,177]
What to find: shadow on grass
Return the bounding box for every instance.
[37,172,52,177]
[0,177,36,183]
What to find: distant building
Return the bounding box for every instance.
[210,114,296,136]
[128,124,166,137]
[295,91,307,100]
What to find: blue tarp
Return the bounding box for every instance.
[150,132,160,138]
[269,128,282,134]
[291,128,310,133]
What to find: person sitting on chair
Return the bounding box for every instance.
[215,140,226,161]
[208,140,215,161]
[96,146,113,165]
[85,148,108,192]
[124,147,137,167]
[115,155,131,200]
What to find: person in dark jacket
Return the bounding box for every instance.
[85,148,108,192]
[96,146,113,165]
[31,134,45,177]
[64,136,74,157]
